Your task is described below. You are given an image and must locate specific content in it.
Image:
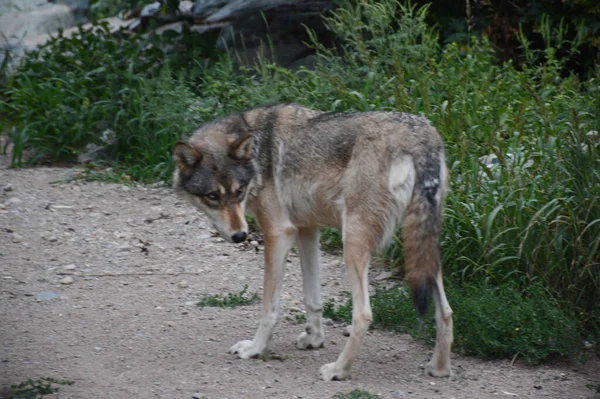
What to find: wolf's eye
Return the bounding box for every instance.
[205,192,220,201]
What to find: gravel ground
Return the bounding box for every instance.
[1,153,598,399]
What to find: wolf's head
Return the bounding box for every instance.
[173,132,256,243]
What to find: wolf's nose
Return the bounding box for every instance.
[231,232,247,243]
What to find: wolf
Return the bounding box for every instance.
[173,104,453,381]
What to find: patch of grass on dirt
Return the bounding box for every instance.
[332,389,382,399]
[324,282,587,364]
[586,382,600,393]
[197,285,260,308]
[0,378,74,399]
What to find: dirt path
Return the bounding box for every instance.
[1,155,598,399]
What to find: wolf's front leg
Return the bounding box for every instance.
[229,225,296,359]
[295,227,325,350]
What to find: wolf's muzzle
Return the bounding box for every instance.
[231,232,247,243]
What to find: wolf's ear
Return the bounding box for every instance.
[228,134,254,161]
[174,141,202,172]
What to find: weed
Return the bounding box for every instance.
[320,228,343,252]
[332,389,382,399]
[324,281,587,364]
[1,378,74,399]
[197,285,260,308]
[586,382,600,393]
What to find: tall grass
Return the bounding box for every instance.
[1,0,598,360]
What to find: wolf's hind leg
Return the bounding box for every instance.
[296,227,325,350]
[229,224,295,359]
[425,271,453,377]
[319,214,373,381]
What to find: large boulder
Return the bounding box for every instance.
[193,0,336,68]
[0,2,75,47]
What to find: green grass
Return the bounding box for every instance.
[1,0,598,363]
[332,389,382,399]
[197,285,260,308]
[0,378,74,399]
[324,282,588,364]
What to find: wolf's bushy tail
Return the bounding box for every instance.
[402,189,442,317]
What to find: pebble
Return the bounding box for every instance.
[177,281,189,289]
[375,271,393,281]
[34,291,60,301]
[192,393,208,399]
[11,234,23,243]
[63,264,77,270]
[3,184,12,192]
[250,240,259,248]
[343,325,352,336]
[60,276,75,285]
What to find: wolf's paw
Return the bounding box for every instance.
[425,361,452,378]
[319,362,350,381]
[228,340,267,359]
[296,330,324,350]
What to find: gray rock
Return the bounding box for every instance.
[0,3,75,47]
[374,271,393,281]
[34,291,61,301]
[60,276,75,284]
[193,0,335,68]
[54,0,90,23]
[141,1,161,18]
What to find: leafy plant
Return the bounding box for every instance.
[324,282,588,364]
[332,389,382,399]
[197,285,260,308]
[1,378,74,399]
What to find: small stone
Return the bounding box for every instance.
[177,281,189,289]
[584,341,593,349]
[3,184,12,192]
[166,321,176,327]
[375,271,393,281]
[250,240,259,248]
[34,292,60,301]
[63,264,76,270]
[11,234,23,243]
[343,325,352,336]
[43,235,58,242]
[7,197,21,205]
[60,276,75,285]
[192,393,208,399]
[323,318,334,326]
